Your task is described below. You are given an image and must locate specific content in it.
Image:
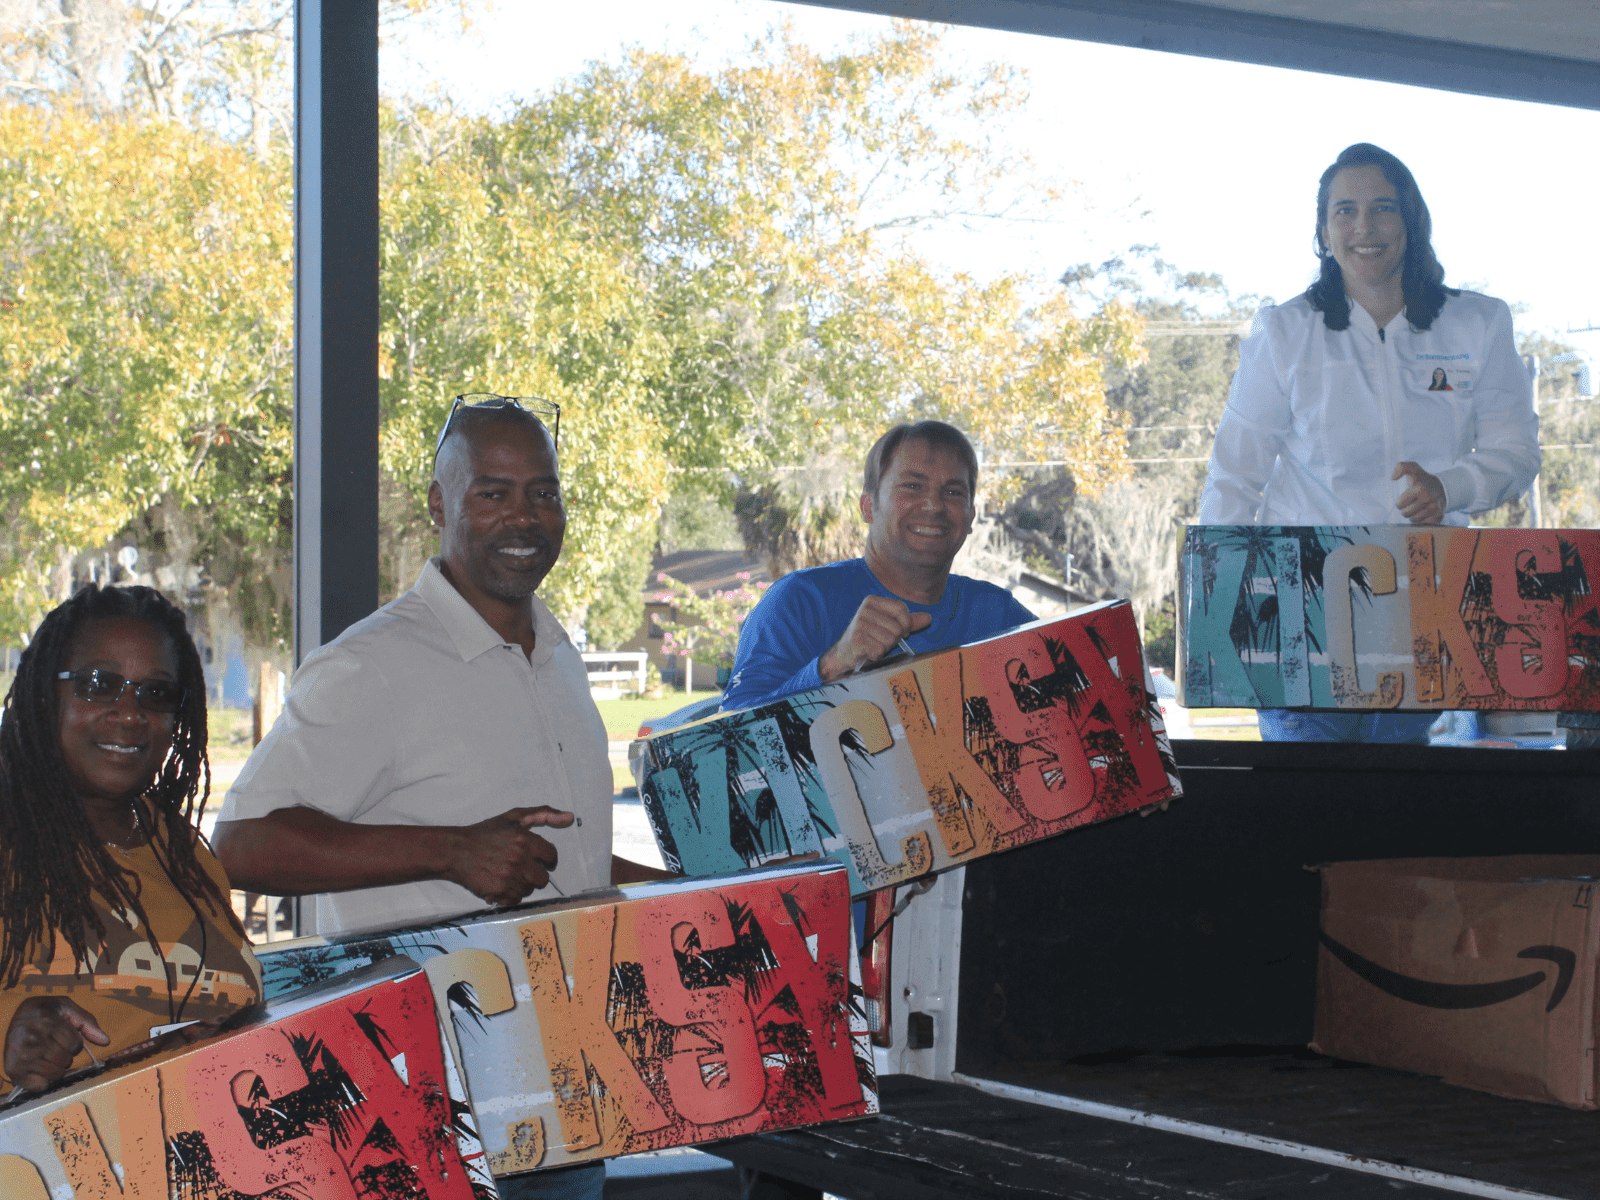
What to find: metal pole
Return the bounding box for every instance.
[294,0,380,667]
[291,0,379,937]
[1524,354,1543,528]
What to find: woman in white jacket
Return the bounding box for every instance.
[1199,142,1539,743]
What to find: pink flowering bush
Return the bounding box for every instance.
[653,571,769,670]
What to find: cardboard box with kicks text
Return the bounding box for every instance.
[633,601,1182,898]
[0,961,485,1199]
[256,862,877,1175]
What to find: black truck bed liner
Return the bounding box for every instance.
[708,1073,1485,1198]
[964,1051,1600,1198]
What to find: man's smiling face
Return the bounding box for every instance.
[429,416,567,606]
[861,436,975,577]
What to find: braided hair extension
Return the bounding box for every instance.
[0,584,242,990]
[1306,142,1457,333]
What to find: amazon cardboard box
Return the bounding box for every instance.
[633,600,1182,898]
[1312,857,1600,1108]
[1180,525,1600,710]
[256,862,877,1175]
[0,959,485,1200]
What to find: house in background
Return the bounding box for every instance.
[951,520,1075,620]
[620,549,772,689]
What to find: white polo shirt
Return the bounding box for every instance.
[1200,291,1539,526]
[219,559,613,935]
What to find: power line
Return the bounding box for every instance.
[1142,321,1250,337]
[988,457,1210,467]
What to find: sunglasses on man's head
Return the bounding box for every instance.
[433,394,561,461]
[57,669,186,714]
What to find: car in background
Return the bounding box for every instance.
[1147,667,1194,739]
[625,694,725,796]
[635,694,723,740]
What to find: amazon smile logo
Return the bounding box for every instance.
[1319,931,1576,1013]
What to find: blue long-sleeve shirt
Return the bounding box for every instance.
[721,558,1037,711]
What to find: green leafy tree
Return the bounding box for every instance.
[1511,332,1597,530]
[831,263,1145,504]
[0,0,477,661]
[0,104,293,644]
[481,22,1111,488]
[0,13,1146,662]
[376,102,672,630]
[996,267,1256,659]
[386,22,1139,629]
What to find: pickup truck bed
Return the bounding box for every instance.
[714,744,1600,1199]
[968,1051,1600,1198]
[711,1072,1493,1198]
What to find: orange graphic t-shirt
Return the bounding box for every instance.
[0,837,260,1091]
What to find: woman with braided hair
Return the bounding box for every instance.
[0,584,260,1095]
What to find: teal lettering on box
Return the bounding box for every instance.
[1183,537,1258,707]
[748,716,823,862]
[1275,537,1311,707]
[645,763,746,876]
[1181,525,1600,712]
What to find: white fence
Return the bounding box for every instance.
[582,651,648,697]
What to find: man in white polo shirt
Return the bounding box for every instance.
[215,396,663,1200]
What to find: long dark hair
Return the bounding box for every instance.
[1307,142,1456,332]
[0,584,239,989]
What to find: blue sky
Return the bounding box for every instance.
[386,0,1600,350]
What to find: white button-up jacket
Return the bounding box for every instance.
[1199,291,1539,527]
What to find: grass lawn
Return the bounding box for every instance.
[1187,707,1262,742]
[595,690,724,741]
[209,706,255,759]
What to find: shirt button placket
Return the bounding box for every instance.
[522,653,572,814]
[1384,325,1401,497]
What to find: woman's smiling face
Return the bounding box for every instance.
[56,616,179,814]
[1323,164,1407,296]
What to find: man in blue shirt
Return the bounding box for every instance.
[723,420,1036,712]
[724,420,1036,1200]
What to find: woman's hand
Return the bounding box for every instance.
[4,996,109,1092]
[1393,461,1446,525]
[103,1017,226,1070]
